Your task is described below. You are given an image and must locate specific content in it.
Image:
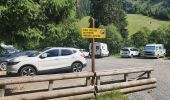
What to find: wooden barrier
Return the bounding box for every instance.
[0,67,156,100]
[96,67,154,85]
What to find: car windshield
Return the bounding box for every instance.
[144,46,155,51]
[121,49,129,51]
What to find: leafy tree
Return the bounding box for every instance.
[76,0,91,19]
[90,0,128,38]
[148,25,170,55]
[0,0,76,49]
[131,27,151,48]
[98,24,123,54]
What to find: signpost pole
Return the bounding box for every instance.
[91,17,95,85]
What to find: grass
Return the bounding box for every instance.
[127,14,170,36]
[88,91,129,100]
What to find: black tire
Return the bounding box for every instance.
[71,62,83,72]
[19,66,36,76]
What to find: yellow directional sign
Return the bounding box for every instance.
[82,28,106,38]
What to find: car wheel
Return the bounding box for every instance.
[71,62,83,72]
[19,66,36,76]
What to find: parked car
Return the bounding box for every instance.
[120,47,140,58]
[6,47,87,76]
[143,44,166,58]
[89,42,109,57]
[79,49,89,57]
[0,50,37,70]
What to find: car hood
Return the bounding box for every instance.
[0,57,14,62]
[8,56,36,62]
[143,50,155,52]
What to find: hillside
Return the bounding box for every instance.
[79,14,170,37]
[127,14,170,36]
[123,0,170,20]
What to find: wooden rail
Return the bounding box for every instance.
[0,67,156,100]
[96,67,154,85]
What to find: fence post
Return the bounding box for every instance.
[0,85,5,97]
[96,76,101,85]
[147,71,151,78]
[86,77,91,86]
[48,80,54,91]
[124,74,129,82]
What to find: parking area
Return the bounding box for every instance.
[1,57,170,100]
[84,57,170,100]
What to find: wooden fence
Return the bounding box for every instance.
[0,67,156,100]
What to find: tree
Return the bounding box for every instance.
[76,0,91,19]
[0,0,76,49]
[148,25,170,55]
[131,27,151,48]
[90,0,128,38]
[98,24,123,54]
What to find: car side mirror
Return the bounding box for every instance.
[40,53,47,59]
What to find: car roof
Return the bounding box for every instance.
[47,47,79,50]
[122,47,136,49]
[146,44,164,46]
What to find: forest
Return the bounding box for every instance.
[0,0,170,55]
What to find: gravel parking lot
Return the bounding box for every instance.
[84,57,170,100]
[1,57,170,100]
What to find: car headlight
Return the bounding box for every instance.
[0,62,7,70]
[7,61,20,66]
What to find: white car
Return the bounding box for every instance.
[79,49,89,57]
[6,47,87,76]
[120,47,140,58]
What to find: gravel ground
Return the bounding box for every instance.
[84,57,170,100]
[1,57,170,100]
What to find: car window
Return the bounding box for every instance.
[96,46,100,50]
[73,50,77,53]
[61,49,73,56]
[46,49,59,57]
[121,49,129,51]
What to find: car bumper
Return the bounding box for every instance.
[6,65,19,74]
[83,63,87,67]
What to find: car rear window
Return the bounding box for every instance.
[61,49,73,56]
[121,49,129,51]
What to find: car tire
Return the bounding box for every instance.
[19,66,36,76]
[71,62,83,72]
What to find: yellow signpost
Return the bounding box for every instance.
[82,17,106,86]
[82,28,106,38]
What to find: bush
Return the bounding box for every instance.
[131,27,151,48]
[98,24,123,54]
[148,25,170,55]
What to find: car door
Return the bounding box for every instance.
[38,49,61,71]
[59,49,74,67]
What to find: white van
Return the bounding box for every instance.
[143,44,166,58]
[89,42,109,57]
